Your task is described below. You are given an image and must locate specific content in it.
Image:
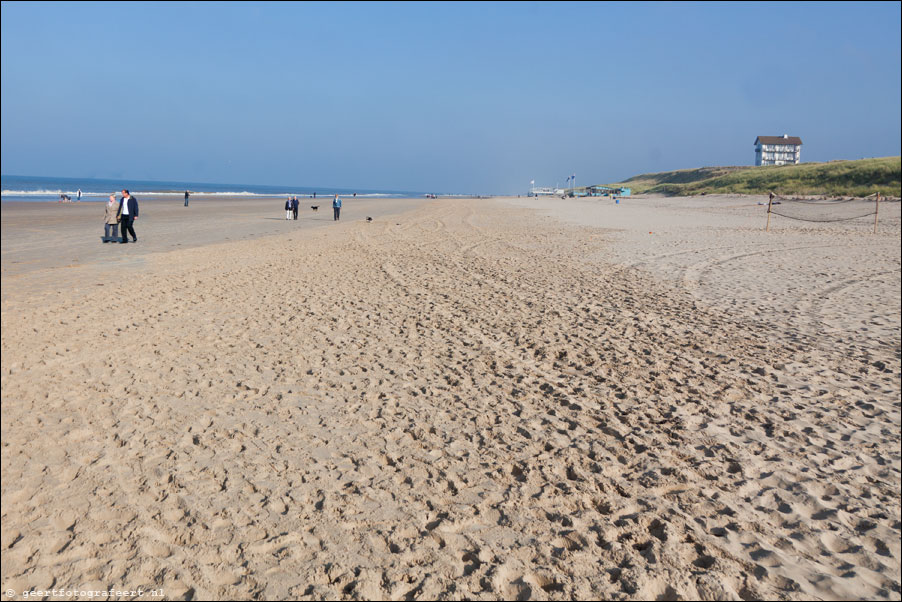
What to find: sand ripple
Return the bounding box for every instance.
[2,199,899,600]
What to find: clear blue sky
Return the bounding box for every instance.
[2,1,900,194]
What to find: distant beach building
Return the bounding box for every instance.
[585,185,631,197]
[754,135,802,166]
[528,186,556,197]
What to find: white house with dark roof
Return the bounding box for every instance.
[754,135,802,166]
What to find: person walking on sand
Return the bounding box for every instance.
[332,194,342,221]
[117,189,139,243]
[285,197,292,220]
[184,190,190,207]
[103,194,119,243]
[77,189,82,201]
[292,196,299,220]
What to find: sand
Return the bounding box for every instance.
[1,195,899,600]
[1,195,425,299]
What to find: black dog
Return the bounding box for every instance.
[311,205,319,212]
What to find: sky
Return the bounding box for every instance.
[2,1,900,194]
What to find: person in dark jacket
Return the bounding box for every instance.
[292,196,299,220]
[117,189,139,243]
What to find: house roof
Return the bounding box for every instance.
[755,135,803,146]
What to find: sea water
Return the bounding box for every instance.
[1,174,424,202]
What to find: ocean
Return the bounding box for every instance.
[0,175,426,202]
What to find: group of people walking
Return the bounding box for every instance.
[100,189,348,245]
[284,194,343,221]
[285,196,301,220]
[102,190,139,243]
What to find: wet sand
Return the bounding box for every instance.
[1,196,426,299]
[1,195,899,600]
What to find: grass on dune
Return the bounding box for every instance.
[603,157,901,197]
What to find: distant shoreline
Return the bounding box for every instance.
[0,174,432,203]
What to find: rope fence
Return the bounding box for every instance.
[765,192,896,232]
[769,209,877,223]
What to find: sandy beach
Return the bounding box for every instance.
[0,196,426,299]
[1,195,899,600]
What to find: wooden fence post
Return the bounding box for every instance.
[874,191,880,234]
